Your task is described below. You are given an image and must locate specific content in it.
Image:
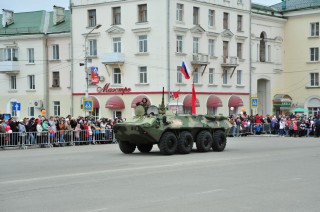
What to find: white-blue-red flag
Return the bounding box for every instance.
[181,61,191,80]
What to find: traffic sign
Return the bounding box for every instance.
[251,97,259,108]
[12,102,21,111]
[83,98,94,112]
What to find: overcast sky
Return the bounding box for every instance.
[1,0,281,12]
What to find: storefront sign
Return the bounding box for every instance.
[97,83,131,94]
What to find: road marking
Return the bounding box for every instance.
[0,155,254,185]
[86,208,109,212]
[197,189,225,194]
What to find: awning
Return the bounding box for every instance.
[273,94,292,104]
[183,94,200,107]
[228,95,243,107]
[131,95,151,108]
[206,95,223,107]
[105,96,125,109]
[90,97,99,109]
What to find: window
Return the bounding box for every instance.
[237,70,242,85]
[113,37,121,53]
[223,70,228,85]
[310,73,319,87]
[257,44,260,61]
[177,66,182,83]
[139,66,147,84]
[208,39,215,57]
[53,101,60,116]
[138,4,147,22]
[0,47,18,61]
[194,68,200,84]
[89,108,99,120]
[310,48,319,61]
[113,68,121,84]
[89,39,97,56]
[52,72,60,87]
[311,22,319,37]
[237,15,243,31]
[176,3,184,22]
[223,41,229,58]
[209,68,215,85]
[267,45,271,62]
[260,32,266,62]
[27,48,34,63]
[88,9,96,27]
[193,37,199,54]
[113,7,121,25]
[208,10,215,27]
[52,44,59,60]
[113,111,122,120]
[10,75,16,90]
[28,75,35,89]
[237,43,242,59]
[28,106,35,117]
[176,36,183,53]
[223,13,229,30]
[193,7,199,25]
[138,35,148,53]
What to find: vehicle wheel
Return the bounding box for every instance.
[177,131,193,154]
[159,132,178,155]
[119,140,136,154]
[196,130,213,152]
[137,144,153,153]
[213,130,227,152]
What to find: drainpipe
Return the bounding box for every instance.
[45,36,49,116]
[166,0,171,102]
[70,0,74,116]
[249,1,252,116]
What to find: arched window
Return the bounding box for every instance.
[260,32,266,62]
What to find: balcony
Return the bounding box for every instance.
[101,53,125,65]
[221,56,239,68]
[0,61,20,73]
[191,53,209,66]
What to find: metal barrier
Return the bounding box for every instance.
[0,129,115,150]
[228,123,273,137]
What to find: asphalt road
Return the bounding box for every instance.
[1,136,320,212]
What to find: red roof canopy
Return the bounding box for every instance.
[183,94,200,107]
[228,95,243,107]
[105,96,125,109]
[207,95,223,107]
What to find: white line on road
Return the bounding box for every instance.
[197,189,225,194]
[86,208,109,212]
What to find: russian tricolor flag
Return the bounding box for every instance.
[181,61,191,80]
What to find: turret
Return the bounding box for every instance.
[159,87,166,114]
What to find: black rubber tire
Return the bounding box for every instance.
[137,144,153,153]
[212,130,227,152]
[177,131,193,154]
[159,132,178,155]
[196,130,213,152]
[119,140,136,154]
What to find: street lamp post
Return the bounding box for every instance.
[84,24,102,98]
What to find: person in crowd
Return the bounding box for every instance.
[18,119,27,146]
[59,118,65,145]
[9,117,19,145]
[74,122,81,144]
[299,120,307,137]
[0,120,6,147]
[279,118,286,137]
[293,118,299,137]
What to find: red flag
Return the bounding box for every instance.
[192,83,196,115]
[173,90,179,99]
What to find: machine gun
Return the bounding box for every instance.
[159,87,166,115]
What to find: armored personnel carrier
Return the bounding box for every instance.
[113,88,231,155]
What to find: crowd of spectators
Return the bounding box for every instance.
[228,112,320,138]
[0,115,126,147]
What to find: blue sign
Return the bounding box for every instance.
[83,99,93,112]
[12,102,21,111]
[251,98,259,108]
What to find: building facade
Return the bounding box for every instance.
[0,7,71,119]
[71,0,251,119]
